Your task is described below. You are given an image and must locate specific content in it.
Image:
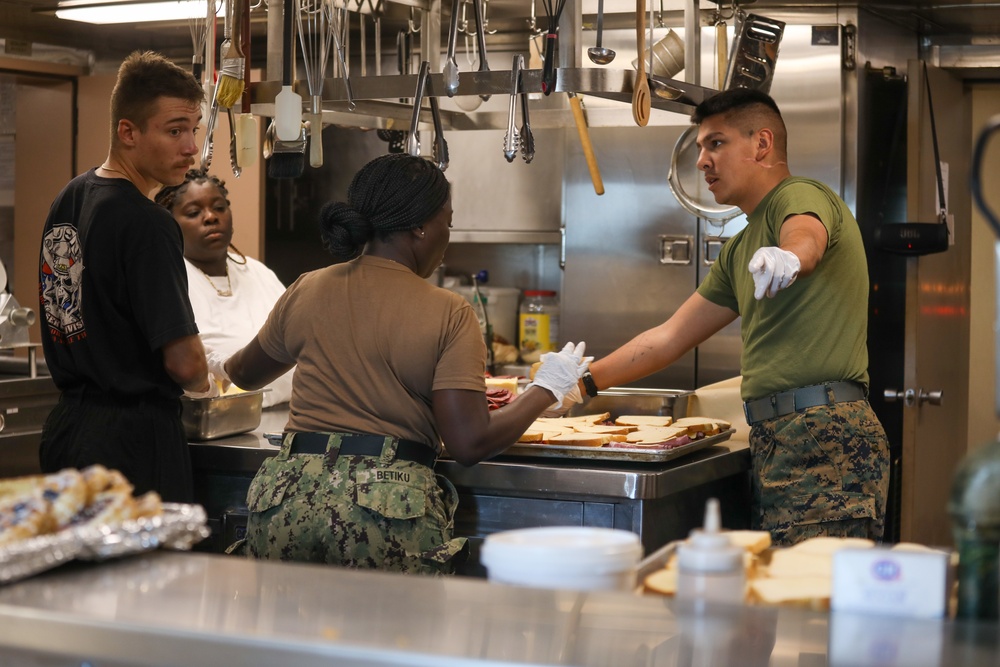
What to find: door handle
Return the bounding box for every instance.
[884,388,943,408]
[703,237,726,266]
[659,235,693,265]
[918,389,944,406]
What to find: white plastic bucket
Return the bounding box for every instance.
[481,526,643,592]
[451,286,521,346]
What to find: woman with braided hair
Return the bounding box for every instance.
[220,154,589,574]
[155,169,293,407]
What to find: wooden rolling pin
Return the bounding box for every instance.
[568,93,605,196]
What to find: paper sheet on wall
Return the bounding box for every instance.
[686,376,749,443]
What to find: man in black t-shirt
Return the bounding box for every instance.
[38,51,217,502]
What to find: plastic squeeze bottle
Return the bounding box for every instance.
[949,439,1000,620]
[676,498,746,605]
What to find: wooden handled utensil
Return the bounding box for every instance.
[569,93,604,195]
[632,0,651,127]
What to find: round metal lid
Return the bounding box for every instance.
[667,124,742,225]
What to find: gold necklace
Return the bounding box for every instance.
[196,263,233,297]
[98,164,129,178]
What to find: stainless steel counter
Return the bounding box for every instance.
[189,408,752,570]
[0,550,996,667]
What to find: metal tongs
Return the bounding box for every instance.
[471,0,491,101]
[519,69,535,163]
[502,54,534,164]
[408,61,430,157]
[200,95,219,171]
[503,54,522,162]
[442,0,462,96]
[430,96,449,171]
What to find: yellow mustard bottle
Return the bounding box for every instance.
[519,290,559,364]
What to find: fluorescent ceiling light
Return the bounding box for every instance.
[49,0,221,25]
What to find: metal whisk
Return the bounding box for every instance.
[296,0,333,168]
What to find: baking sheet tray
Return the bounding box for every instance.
[500,429,735,464]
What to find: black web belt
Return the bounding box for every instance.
[286,432,437,468]
[743,381,866,425]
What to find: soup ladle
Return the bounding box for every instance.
[587,0,616,64]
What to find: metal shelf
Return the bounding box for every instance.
[250,67,717,130]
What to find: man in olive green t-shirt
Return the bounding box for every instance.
[582,88,889,546]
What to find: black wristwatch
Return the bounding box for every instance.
[581,371,600,398]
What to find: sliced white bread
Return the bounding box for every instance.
[624,426,688,445]
[749,576,832,610]
[724,530,772,555]
[766,536,874,579]
[671,416,729,436]
[545,432,610,447]
[614,415,674,428]
[788,536,874,555]
[571,423,637,436]
[643,567,678,596]
[545,412,612,426]
[519,428,573,443]
[527,420,574,434]
[485,376,520,394]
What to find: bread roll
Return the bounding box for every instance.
[41,469,89,530]
[0,490,52,546]
[133,491,164,519]
[0,473,45,503]
[81,464,133,501]
[70,489,136,528]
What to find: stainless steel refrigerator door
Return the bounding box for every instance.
[562,123,698,389]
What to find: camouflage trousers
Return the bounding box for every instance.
[236,433,467,575]
[748,399,890,547]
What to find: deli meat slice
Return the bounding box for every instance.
[486,388,516,411]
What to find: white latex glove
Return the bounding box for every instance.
[540,383,582,418]
[183,376,221,400]
[748,246,801,300]
[526,342,591,408]
[206,351,232,387]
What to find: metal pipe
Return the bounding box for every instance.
[684,0,699,86]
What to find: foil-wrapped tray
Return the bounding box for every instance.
[0,503,210,584]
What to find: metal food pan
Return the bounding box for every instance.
[503,429,733,464]
[181,391,264,441]
[567,387,693,420]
